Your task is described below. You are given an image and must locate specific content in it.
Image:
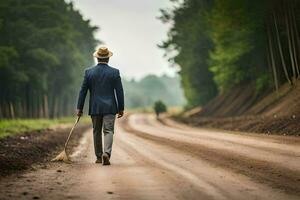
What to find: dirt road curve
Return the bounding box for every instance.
[0,113,299,200]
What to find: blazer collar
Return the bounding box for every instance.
[98,62,108,65]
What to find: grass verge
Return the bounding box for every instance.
[0,116,91,139]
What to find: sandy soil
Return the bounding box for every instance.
[0,113,299,200]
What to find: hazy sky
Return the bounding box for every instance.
[71,0,176,79]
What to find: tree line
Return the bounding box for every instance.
[159,0,300,108]
[123,74,186,109]
[0,0,98,119]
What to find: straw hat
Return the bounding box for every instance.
[93,47,113,58]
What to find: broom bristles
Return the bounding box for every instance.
[51,116,80,163]
[51,149,71,163]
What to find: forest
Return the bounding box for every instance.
[123,74,186,109]
[1,0,300,118]
[0,0,187,119]
[159,0,300,108]
[0,0,98,119]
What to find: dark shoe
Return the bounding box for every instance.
[95,157,102,164]
[102,153,110,165]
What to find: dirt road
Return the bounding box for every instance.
[0,113,299,200]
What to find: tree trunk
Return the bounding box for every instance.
[0,102,3,119]
[53,97,58,118]
[2,102,8,119]
[9,102,15,119]
[285,4,297,81]
[22,98,26,118]
[273,11,292,85]
[43,94,49,118]
[25,86,30,118]
[267,22,279,91]
[18,101,23,118]
[290,0,300,77]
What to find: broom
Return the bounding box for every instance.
[51,116,81,163]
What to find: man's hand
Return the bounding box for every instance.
[117,110,124,118]
[76,109,83,117]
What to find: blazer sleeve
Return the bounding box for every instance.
[77,70,89,111]
[114,70,124,111]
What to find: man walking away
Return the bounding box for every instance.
[76,47,124,165]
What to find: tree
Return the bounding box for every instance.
[159,0,217,108]
[160,0,300,109]
[0,0,98,119]
[153,100,167,119]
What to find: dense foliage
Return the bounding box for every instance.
[160,0,300,108]
[153,100,167,118]
[159,0,217,108]
[123,74,185,109]
[0,0,98,118]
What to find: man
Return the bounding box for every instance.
[76,47,124,166]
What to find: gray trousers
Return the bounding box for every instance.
[91,114,116,158]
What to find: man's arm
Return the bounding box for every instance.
[115,70,124,118]
[76,70,89,116]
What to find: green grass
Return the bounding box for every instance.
[0,116,91,139]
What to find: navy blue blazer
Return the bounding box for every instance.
[77,63,124,115]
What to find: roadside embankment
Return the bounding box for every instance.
[175,82,300,136]
[173,114,300,136]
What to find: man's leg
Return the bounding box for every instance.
[102,114,116,164]
[91,115,103,160]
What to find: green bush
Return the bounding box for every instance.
[153,100,167,118]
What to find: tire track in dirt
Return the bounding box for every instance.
[118,121,299,200]
[114,137,214,200]
[122,114,300,196]
[157,117,300,157]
